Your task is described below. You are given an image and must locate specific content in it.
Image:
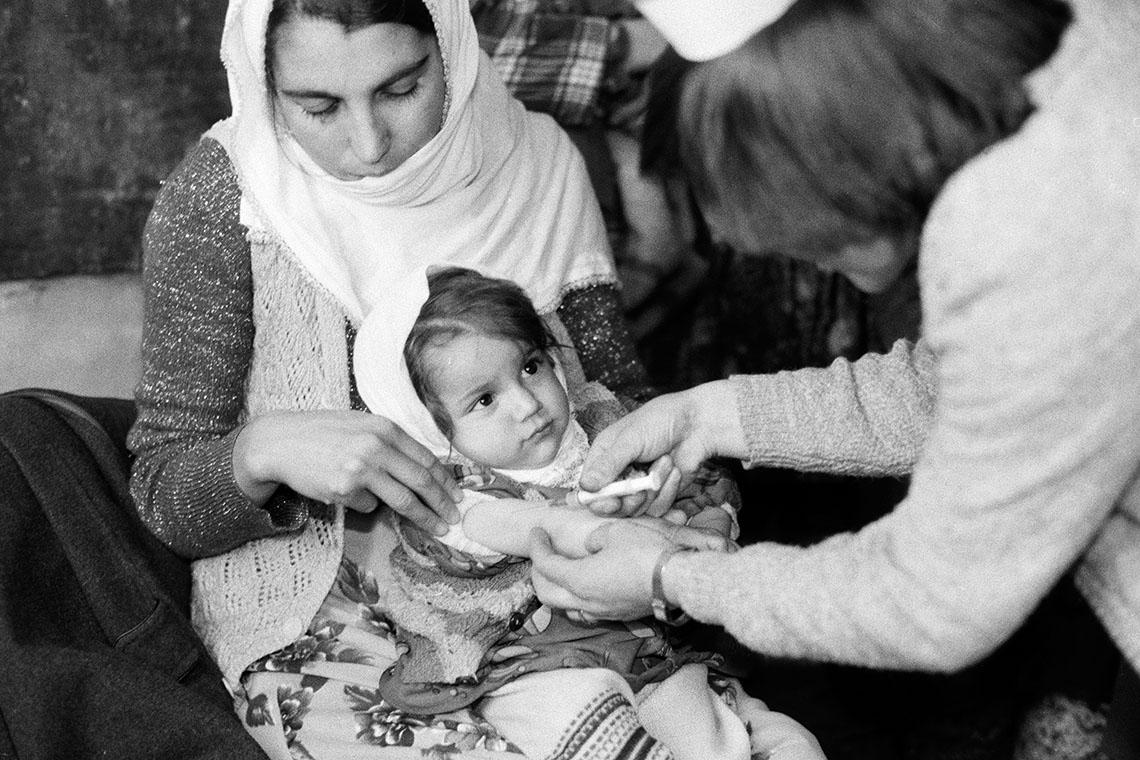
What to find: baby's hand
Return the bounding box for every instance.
[685,504,735,540]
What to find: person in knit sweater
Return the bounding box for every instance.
[530,0,1140,754]
[345,265,825,760]
[126,0,686,756]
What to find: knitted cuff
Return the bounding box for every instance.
[728,373,809,471]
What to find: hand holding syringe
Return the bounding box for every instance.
[572,470,664,507]
[569,456,682,517]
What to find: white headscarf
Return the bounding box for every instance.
[206,0,615,323]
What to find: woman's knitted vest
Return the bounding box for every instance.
[189,222,595,687]
[190,227,351,687]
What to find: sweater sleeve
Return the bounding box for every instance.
[729,339,937,478]
[557,282,655,402]
[665,23,1140,670]
[128,138,307,559]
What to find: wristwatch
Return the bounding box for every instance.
[651,545,695,626]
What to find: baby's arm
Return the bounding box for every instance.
[458,491,732,560]
[461,496,615,559]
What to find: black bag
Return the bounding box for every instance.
[0,389,264,759]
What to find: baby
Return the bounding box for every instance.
[352,266,824,760]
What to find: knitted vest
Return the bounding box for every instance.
[190,225,351,686]
[189,220,595,687]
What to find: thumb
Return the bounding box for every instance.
[529,526,556,559]
[584,521,613,553]
[581,427,639,492]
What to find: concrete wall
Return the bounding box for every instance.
[1,0,229,280]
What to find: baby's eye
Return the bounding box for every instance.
[522,358,541,375]
[474,393,494,408]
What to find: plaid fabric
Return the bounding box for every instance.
[471,0,616,126]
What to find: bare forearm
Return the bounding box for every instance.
[463,498,612,558]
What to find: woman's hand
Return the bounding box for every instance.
[579,381,747,516]
[528,517,723,620]
[233,410,461,534]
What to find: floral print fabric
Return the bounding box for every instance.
[238,559,525,759]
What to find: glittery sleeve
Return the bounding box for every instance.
[127,138,307,558]
[558,283,654,403]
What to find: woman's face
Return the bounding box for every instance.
[270,16,446,180]
[814,238,913,294]
[706,207,912,294]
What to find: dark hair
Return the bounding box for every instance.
[404,267,557,436]
[643,0,1071,255]
[266,0,435,86]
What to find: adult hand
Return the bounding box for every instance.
[580,455,681,518]
[529,517,722,620]
[233,410,461,534]
[579,380,747,504]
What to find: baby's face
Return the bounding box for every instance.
[426,333,570,470]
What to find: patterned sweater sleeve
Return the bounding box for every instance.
[558,282,654,402]
[128,138,307,559]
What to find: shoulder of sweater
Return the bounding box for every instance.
[150,136,241,222]
[918,11,1140,316]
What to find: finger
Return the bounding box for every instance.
[404,444,464,515]
[368,448,459,528]
[377,429,462,523]
[342,489,380,514]
[583,520,613,553]
[615,491,650,517]
[579,418,649,492]
[528,529,592,609]
[642,465,681,518]
[365,469,450,536]
[583,494,623,516]
[670,525,729,552]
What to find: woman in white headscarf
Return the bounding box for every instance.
[128,0,655,754]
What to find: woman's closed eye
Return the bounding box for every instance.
[296,98,339,120]
[288,77,420,122]
[380,79,419,100]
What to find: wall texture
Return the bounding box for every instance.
[1,0,229,280]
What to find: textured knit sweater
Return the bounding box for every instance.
[128,136,651,683]
[666,0,1140,673]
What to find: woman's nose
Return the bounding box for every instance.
[348,108,388,165]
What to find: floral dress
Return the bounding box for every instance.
[234,466,753,760]
[239,555,526,760]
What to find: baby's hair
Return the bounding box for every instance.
[405,267,558,437]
